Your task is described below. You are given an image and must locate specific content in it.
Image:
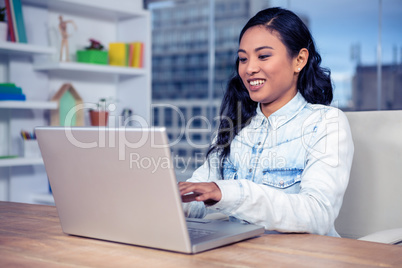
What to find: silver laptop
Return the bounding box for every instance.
[35,126,264,254]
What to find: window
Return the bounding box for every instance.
[271,0,402,110]
[146,0,402,180]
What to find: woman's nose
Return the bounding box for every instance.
[246,58,260,76]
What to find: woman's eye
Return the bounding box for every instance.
[239,57,247,63]
[259,55,271,60]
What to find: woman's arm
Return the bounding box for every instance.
[207,108,354,235]
[180,152,223,218]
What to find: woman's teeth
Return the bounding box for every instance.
[250,80,265,86]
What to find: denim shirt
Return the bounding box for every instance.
[183,92,354,237]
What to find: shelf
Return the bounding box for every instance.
[33,61,147,77]
[21,0,148,21]
[0,101,58,109]
[0,157,43,167]
[0,42,56,56]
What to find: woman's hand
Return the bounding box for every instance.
[178,182,222,206]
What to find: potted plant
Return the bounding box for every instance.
[0,7,8,42]
[89,98,109,126]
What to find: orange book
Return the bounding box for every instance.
[132,42,144,68]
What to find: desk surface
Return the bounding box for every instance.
[1,201,401,267]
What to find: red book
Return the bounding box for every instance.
[4,0,16,42]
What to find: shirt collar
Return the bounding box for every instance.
[250,103,266,129]
[251,92,308,130]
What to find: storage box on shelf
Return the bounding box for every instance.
[76,50,108,65]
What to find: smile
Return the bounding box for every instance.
[249,79,265,86]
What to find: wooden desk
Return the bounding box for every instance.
[1,201,401,267]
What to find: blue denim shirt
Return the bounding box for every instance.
[183,92,354,237]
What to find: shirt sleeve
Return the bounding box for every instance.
[182,152,222,218]
[209,108,354,236]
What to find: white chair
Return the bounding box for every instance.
[335,110,402,244]
[358,228,402,244]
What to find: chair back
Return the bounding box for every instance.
[335,110,402,238]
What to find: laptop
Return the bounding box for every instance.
[35,126,264,254]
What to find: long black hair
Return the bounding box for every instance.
[207,7,333,176]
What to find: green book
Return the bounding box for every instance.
[0,85,23,94]
[11,0,28,43]
[0,83,17,87]
[125,43,130,66]
[0,155,19,159]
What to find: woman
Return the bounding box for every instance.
[179,7,354,237]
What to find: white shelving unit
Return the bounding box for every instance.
[0,98,58,202]
[0,158,44,167]
[0,101,57,168]
[21,0,147,20]
[33,61,147,77]
[0,0,151,204]
[0,101,58,109]
[0,42,56,56]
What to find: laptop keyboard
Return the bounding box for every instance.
[188,228,217,240]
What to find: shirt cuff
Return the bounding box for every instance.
[208,180,245,214]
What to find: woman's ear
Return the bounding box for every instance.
[295,48,309,73]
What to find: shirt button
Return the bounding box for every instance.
[258,142,261,145]
[279,180,284,186]
[249,168,252,173]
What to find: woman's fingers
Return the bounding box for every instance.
[178,182,222,204]
[181,192,199,203]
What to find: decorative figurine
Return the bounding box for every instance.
[59,15,77,61]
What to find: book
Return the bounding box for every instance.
[125,43,130,66]
[0,93,26,101]
[131,42,137,67]
[9,0,19,42]
[11,0,27,43]
[139,42,144,68]
[0,85,23,94]
[108,43,126,66]
[108,42,144,68]
[5,0,16,42]
[0,83,17,87]
[128,43,134,67]
[132,42,144,68]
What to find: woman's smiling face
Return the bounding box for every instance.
[238,25,302,117]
